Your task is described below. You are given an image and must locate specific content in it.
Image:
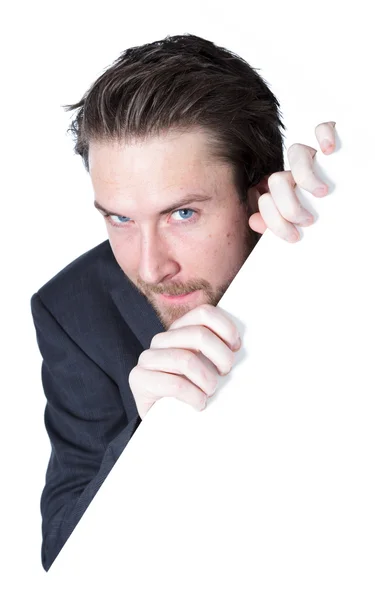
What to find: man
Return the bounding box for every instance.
[30,33,336,571]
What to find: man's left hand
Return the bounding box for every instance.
[249,121,336,242]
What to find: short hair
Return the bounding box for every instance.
[64,33,286,203]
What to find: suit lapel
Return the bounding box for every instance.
[106,247,166,349]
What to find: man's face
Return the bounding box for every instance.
[89,128,259,328]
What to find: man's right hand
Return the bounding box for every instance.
[128,304,242,419]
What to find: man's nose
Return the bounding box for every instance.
[138,231,178,284]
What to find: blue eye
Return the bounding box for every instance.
[109,215,130,225]
[173,209,195,221]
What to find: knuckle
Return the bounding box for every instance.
[199,303,216,317]
[195,305,211,322]
[170,377,185,395]
[178,349,196,371]
[297,175,314,191]
[258,193,273,219]
[150,332,163,348]
[196,326,210,346]
[187,352,199,372]
[267,171,284,187]
[128,366,139,387]
[200,302,214,311]
[137,350,149,366]
[287,142,303,155]
[315,122,331,132]
[258,191,272,208]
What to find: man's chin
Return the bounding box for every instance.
[150,289,208,328]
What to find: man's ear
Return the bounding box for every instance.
[246,175,270,215]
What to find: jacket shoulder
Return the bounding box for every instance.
[31,239,115,310]
[37,239,112,293]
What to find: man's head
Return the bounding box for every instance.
[64,34,285,327]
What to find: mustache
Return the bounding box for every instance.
[136,278,211,296]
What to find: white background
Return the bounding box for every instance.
[1,0,373,596]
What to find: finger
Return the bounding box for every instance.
[315,121,336,154]
[138,348,218,397]
[167,303,240,351]
[150,325,236,376]
[287,143,329,197]
[258,192,300,243]
[248,211,267,234]
[130,367,207,417]
[267,171,314,227]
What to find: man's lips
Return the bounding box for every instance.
[158,290,200,302]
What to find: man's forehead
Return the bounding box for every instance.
[89,150,223,192]
[88,130,232,216]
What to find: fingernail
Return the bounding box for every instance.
[301,214,314,226]
[313,186,327,197]
[287,231,300,243]
[233,337,241,351]
[321,139,333,153]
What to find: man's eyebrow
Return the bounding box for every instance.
[93,194,213,217]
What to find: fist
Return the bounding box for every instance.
[129,304,241,419]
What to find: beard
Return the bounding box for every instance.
[131,224,258,329]
[142,280,228,329]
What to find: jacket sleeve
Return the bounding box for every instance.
[30,292,141,572]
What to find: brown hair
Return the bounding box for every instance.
[63,33,286,203]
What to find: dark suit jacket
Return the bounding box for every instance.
[30,239,165,571]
